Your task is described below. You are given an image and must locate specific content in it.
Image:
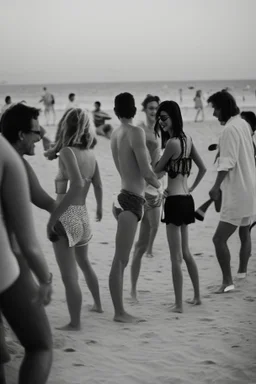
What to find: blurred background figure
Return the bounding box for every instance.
[194,90,204,122]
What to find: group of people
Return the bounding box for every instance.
[0,89,255,383]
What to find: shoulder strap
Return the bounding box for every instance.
[66,147,83,180]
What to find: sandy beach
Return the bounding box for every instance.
[5,119,256,384]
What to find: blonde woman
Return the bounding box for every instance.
[45,108,103,330]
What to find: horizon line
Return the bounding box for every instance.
[1,78,256,87]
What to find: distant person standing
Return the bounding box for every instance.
[194,90,204,122]
[92,101,113,139]
[179,88,183,104]
[65,93,77,111]
[1,96,12,116]
[39,87,56,126]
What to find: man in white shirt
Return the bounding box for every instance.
[208,91,256,293]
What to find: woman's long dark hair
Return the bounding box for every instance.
[154,100,187,161]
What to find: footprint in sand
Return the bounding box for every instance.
[243,296,255,302]
[85,340,98,345]
[156,270,162,273]
[53,337,66,349]
[64,348,76,352]
[99,241,109,245]
[141,332,157,338]
[138,290,151,294]
[201,360,216,365]
[73,363,85,367]
[194,252,203,256]
[199,318,214,322]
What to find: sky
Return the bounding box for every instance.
[0,0,255,84]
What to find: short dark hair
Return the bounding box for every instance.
[155,100,184,149]
[95,101,101,107]
[114,93,136,119]
[141,94,160,110]
[68,93,75,100]
[5,96,11,104]
[207,91,240,123]
[241,111,256,133]
[0,103,40,144]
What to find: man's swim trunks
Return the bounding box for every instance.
[112,189,145,222]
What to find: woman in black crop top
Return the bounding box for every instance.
[154,101,206,313]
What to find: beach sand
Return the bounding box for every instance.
[5,120,256,384]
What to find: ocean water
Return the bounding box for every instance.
[0,79,255,124]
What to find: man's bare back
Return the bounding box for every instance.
[111,123,158,196]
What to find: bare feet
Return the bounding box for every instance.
[169,304,183,313]
[214,284,235,294]
[56,323,81,331]
[89,304,104,313]
[186,298,202,305]
[236,272,247,279]
[114,312,145,323]
[130,290,139,303]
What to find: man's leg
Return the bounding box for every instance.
[0,273,52,384]
[109,211,139,322]
[238,225,251,276]
[145,206,161,256]
[212,221,237,293]
[130,213,150,300]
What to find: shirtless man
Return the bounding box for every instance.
[109,92,161,323]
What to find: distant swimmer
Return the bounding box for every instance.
[193,90,204,122]
[1,96,12,116]
[39,87,56,126]
[92,101,113,139]
[179,88,183,104]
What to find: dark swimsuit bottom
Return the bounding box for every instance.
[113,189,145,222]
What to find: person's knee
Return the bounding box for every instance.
[61,273,79,287]
[182,247,192,262]
[171,252,183,265]
[135,241,147,257]
[212,231,223,246]
[239,226,251,243]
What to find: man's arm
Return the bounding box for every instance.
[23,160,56,213]
[209,127,239,200]
[131,127,160,189]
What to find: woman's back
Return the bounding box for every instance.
[166,135,192,195]
[55,147,96,200]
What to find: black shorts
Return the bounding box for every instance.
[162,195,195,226]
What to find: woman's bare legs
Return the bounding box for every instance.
[181,225,201,305]
[53,239,82,330]
[166,224,183,313]
[75,244,103,313]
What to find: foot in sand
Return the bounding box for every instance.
[89,304,104,313]
[186,298,202,306]
[114,312,145,323]
[56,323,81,331]
[130,290,139,303]
[169,304,183,313]
[214,284,235,294]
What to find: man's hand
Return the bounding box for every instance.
[96,206,103,222]
[209,186,221,201]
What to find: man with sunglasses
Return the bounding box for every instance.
[0,103,54,383]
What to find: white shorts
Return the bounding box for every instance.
[220,215,252,227]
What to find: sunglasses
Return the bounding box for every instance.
[158,115,169,122]
[28,130,42,136]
